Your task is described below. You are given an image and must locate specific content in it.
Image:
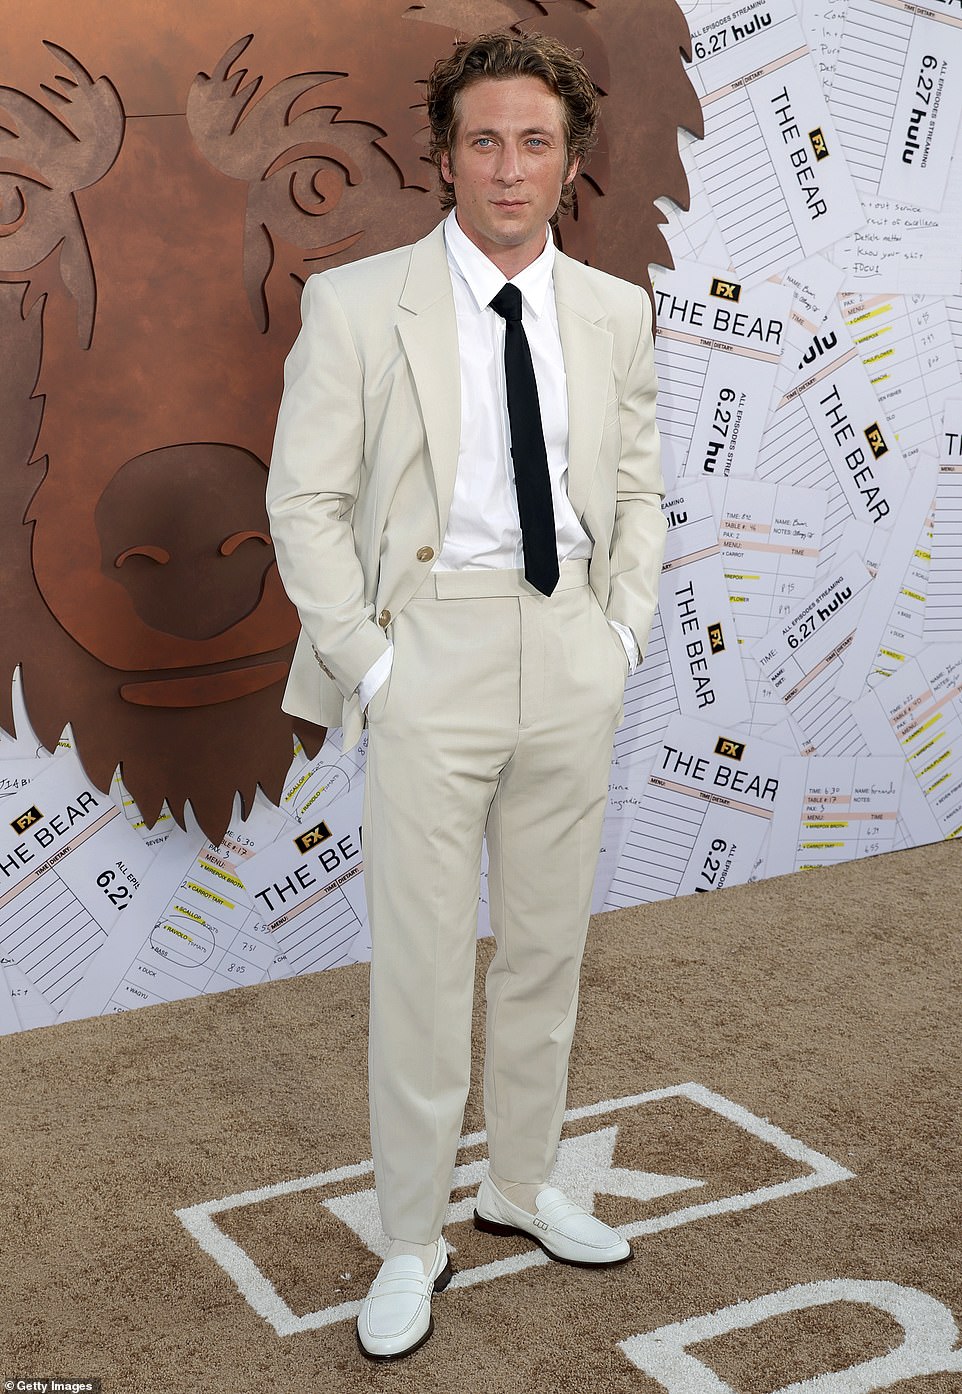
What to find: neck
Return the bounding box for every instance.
[453,210,548,279]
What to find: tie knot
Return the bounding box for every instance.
[489,283,522,323]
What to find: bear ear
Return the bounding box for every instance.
[186,35,352,184]
[185,36,267,183]
[0,46,125,347]
[186,34,430,333]
[1,44,125,193]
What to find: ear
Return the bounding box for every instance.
[440,149,453,184]
[563,155,581,187]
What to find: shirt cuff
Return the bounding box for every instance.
[609,619,640,674]
[357,644,394,712]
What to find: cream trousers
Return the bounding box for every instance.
[362,559,627,1242]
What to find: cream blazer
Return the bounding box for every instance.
[266,222,667,750]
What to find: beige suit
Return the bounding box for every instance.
[267,221,666,1242]
[268,222,665,746]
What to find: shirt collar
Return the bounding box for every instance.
[443,208,555,320]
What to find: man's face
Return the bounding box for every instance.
[440,75,579,275]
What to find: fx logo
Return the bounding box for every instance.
[715,737,745,761]
[707,623,726,655]
[175,1084,854,1337]
[865,423,889,458]
[710,277,741,302]
[294,821,332,855]
[809,126,829,160]
[10,805,42,834]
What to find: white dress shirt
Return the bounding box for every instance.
[437,206,591,570]
[358,210,638,710]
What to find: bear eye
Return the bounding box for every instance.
[187,36,399,332]
[115,544,170,566]
[219,530,272,557]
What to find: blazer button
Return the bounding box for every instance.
[377,609,392,628]
[416,545,435,562]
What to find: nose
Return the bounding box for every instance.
[496,143,524,185]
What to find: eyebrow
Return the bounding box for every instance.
[465,126,556,138]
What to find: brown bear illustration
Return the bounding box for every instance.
[0,0,701,842]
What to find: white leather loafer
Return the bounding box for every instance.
[474,1176,632,1267]
[356,1236,452,1360]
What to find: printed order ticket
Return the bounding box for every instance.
[686,0,865,281]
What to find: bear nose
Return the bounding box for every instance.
[96,442,275,641]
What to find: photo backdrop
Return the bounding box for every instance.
[0,0,959,1031]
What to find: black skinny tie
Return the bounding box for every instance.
[489,283,560,596]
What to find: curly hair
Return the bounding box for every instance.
[425,31,600,221]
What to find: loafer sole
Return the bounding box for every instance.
[474,1211,633,1269]
[356,1258,454,1361]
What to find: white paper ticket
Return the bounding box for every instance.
[614,613,677,767]
[112,770,174,850]
[757,307,910,569]
[281,736,366,824]
[832,164,962,294]
[800,0,847,94]
[744,660,792,734]
[59,800,288,1020]
[659,483,755,726]
[591,807,635,915]
[655,132,730,269]
[770,253,847,406]
[837,455,938,695]
[0,958,56,1034]
[653,260,792,486]
[765,754,904,876]
[614,481,752,765]
[605,715,781,906]
[0,753,155,1014]
[0,756,49,809]
[712,475,827,646]
[601,755,657,888]
[854,646,962,839]
[752,559,874,754]
[839,292,962,460]
[829,0,962,211]
[925,396,962,638]
[948,293,962,369]
[243,779,370,974]
[686,0,865,281]
[0,962,21,1034]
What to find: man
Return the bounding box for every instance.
[267,31,667,1359]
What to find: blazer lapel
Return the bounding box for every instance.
[553,252,613,521]
[394,231,612,534]
[396,225,462,534]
